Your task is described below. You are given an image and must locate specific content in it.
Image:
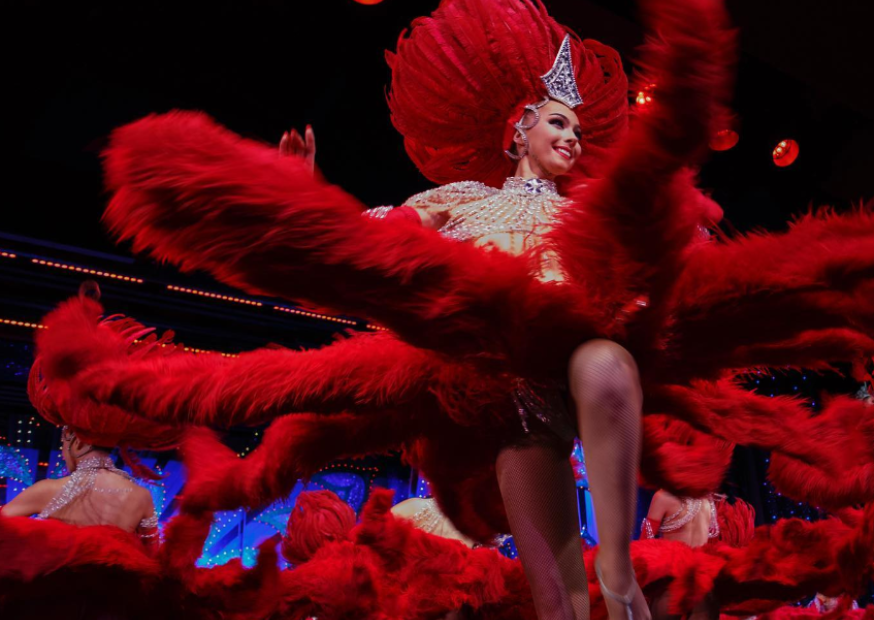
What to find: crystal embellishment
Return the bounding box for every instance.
[37,453,134,520]
[541,35,584,109]
[502,176,558,196]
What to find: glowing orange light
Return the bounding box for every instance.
[709,128,739,151]
[274,305,358,326]
[150,341,238,358]
[366,324,389,332]
[635,83,657,108]
[1,251,16,259]
[166,285,263,307]
[0,318,47,330]
[772,139,799,167]
[31,258,144,283]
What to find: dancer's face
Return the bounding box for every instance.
[515,100,582,178]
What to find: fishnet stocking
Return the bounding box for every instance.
[496,437,590,620]
[569,339,649,620]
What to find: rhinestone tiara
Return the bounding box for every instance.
[540,35,584,109]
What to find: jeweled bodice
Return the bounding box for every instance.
[403,177,566,280]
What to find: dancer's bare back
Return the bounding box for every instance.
[646,489,714,548]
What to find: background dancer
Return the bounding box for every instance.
[0,424,159,548]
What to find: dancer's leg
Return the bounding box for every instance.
[688,594,718,620]
[650,589,674,620]
[496,437,590,620]
[568,340,649,620]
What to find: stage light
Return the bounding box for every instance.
[635,83,656,108]
[0,318,46,330]
[772,139,799,167]
[166,284,262,307]
[709,128,739,151]
[153,341,238,358]
[32,258,143,283]
[274,305,358,326]
[353,0,384,4]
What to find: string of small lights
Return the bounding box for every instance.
[153,341,238,359]
[31,258,144,283]
[0,318,46,330]
[166,284,262,307]
[3,249,380,329]
[274,305,357,326]
[1,317,239,358]
[745,368,851,524]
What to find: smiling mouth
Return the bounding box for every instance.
[554,145,573,160]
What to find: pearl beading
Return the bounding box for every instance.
[659,496,720,538]
[427,179,564,243]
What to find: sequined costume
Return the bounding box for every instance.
[371,177,576,440]
[414,178,567,282]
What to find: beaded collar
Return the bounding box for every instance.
[501,176,558,196]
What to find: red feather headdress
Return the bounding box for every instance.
[28,290,186,477]
[386,0,629,187]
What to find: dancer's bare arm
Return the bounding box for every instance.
[0,478,64,518]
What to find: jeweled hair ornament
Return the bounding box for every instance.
[541,35,585,109]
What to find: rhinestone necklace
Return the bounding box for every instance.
[38,454,133,519]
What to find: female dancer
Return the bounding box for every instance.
[278,6,648,615]
[3,284,186,549]
[285,85,646,620]
[0,425,159,548]
[34,0,874,617]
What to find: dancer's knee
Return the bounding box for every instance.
[568,339,640,410]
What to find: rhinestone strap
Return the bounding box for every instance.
[363,206,394,219]
[38,454,133,520]
[659,497,702,533]
[640,518,655,539]
[139,513,159,530]
[595,557,635,620]
[410,498,443,534]
[93,487,134,494]
[707,497,720,538]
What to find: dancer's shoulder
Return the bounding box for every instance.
[402,181,497,209]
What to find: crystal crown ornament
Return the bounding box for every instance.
[540,35,584,109]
